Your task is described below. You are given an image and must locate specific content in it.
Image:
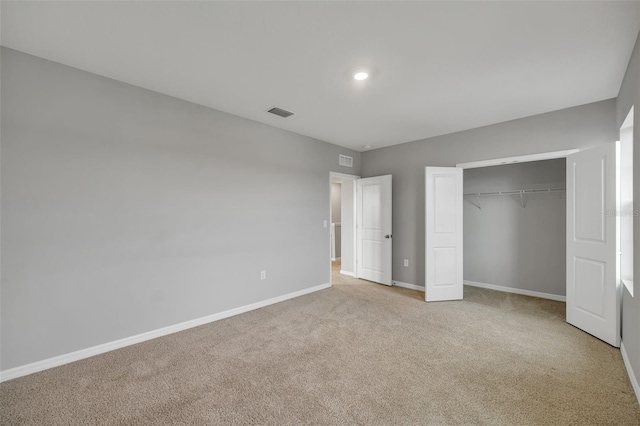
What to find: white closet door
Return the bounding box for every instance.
[425,167,463,301]
[356,175,392,286]
[566,142,620,347]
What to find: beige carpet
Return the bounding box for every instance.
[1,262,639,425]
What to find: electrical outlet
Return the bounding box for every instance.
[323,220,328,228]
[404,259,409,267]
[260,270,266,280]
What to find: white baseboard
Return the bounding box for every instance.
[393,281,425,291]
[391,280,565,302]
[340,270,355,277]
[0,282,331,383]
[621,341,640,406]
[463,280,566,302]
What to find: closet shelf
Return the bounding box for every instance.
[464,188,565,209]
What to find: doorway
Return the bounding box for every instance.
[462,158,567,302]
[329,172,358,285]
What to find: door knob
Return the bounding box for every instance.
[385,234,392,239]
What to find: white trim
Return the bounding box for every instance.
[340,270,355,277]
[0,283,331,383]
[397,279,568,302]
[464,280,566,302]
[621,105,634,129]
[330,171,361,180]
[456,149,579,169]
[331,257,341,261]
[621,341,640,406]
[393,281,425,291]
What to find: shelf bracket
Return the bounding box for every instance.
[519,190,526,208]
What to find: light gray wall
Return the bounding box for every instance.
[331,183,341,223]
[340,180,355,275]
[464,160,566,296]
[362,99,617,287]
[0,48,361,371]
[616,31,640,392]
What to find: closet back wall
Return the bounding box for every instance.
[463,159,566,297]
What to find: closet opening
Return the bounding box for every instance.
[462,159,567,302]
[456,146,625,345]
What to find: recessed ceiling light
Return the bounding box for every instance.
[354,72,369,81]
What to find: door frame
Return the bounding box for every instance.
[456,150,577,297]
[456,149,579,170]
[329,172,360,285]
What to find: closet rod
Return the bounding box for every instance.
[463,188,565,197]
[463,188,565,209]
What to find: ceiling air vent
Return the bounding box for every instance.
[267,106,294,118]
[339,155,354,168]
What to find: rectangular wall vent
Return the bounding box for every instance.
[267,106,294,118]
[339,154,354,167]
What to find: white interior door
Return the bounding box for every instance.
[356,175,392,285]
[425,167,463,301]
[566,142,620,347]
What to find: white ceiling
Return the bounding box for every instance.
[2,1,640,152]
